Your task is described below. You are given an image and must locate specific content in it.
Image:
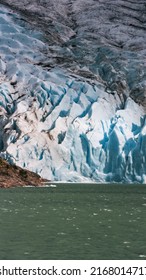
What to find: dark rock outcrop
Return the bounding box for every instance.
[0,158,48,188]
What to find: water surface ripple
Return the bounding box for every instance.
[0,184,146,260]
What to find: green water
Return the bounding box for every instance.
[0,184,146,260]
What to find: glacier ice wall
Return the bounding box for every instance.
[0,5,146,183]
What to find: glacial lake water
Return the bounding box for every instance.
[0,183,146,260]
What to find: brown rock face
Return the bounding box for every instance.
[0,158,48,188]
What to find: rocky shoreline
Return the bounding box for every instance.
[0,158,48,188]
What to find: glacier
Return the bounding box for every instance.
[0,4,146,183]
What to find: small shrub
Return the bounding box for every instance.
[19,169,27,178]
